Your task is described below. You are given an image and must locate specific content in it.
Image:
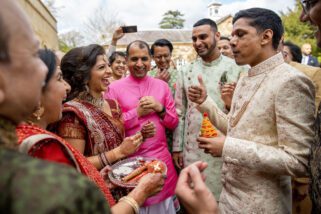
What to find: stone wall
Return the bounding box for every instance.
[18,0,58,50]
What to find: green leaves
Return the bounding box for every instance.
[159,10,185,29]
[281,0,320,57]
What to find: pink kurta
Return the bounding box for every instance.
[105,75,178,206]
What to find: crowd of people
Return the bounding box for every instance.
[2,0,321,213]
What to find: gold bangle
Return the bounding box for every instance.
[100,152,109,166]
[97,154,104,168]
[119,196,139,214]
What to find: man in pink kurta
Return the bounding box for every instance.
[105,40,178,212]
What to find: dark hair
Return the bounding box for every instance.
[220,36,230,41]
[109,51,126,65]
[151,39,173,56]
[233,8,284,50]
[126,40,151,56]
[283,41,302,63]
[39,49,57,89]
[0,15,10,62]
[193,18,218,32]
[61,44,106,101]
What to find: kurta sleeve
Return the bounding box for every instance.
[197,96,228,135]
[121,108,140,129]
[160,84,179,130]
[223,75,315,177]
[172,67,188,152]
[106,45,116,59]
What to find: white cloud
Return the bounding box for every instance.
[54,0,296,32]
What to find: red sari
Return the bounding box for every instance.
[16,124,116,206]
[57,98,128,200]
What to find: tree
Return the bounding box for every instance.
[58,31,84,53]
[281,0,320,57]
[82,6,124,44]
[159,10,185,29]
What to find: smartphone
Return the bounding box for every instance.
[220,71,228,86]
[122,26,137,33]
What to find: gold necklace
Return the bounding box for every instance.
[78,91,104,109]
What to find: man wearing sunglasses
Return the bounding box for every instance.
[300,0,321,213]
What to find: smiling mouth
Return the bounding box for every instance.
[102,79,110,86]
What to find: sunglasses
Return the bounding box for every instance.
[301,0,318,14]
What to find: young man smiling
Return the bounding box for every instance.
[173,18,245,200]
[106,40,179,213]
[188,8,315,213]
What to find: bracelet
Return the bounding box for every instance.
[119,196,139,214]
[100,152,109,166]
[97,154,105,168]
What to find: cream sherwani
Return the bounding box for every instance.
[198,53,315,213]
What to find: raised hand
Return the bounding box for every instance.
[118,132,143,157]
[155,69,171,83]
[111,27,125,45]
[139,96,163,113]
[188,75,208,105]
[221,82,236,110]
[137,104,154,117]
[141,121,156,140]
[175,161,218,214]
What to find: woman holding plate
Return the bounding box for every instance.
[17,48,164,214]
[57,44,156,201]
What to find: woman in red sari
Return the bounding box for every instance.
[57,44,156,201]
[16,49,164,214]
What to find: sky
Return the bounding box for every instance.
[53,0,296,34]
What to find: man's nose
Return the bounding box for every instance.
[195,39,202,47]
[230,36,236,47]
[136,59,144,67]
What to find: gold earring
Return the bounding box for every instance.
[32,106,45,121]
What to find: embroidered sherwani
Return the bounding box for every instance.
[173,55,245,199]
[198,53,315,213]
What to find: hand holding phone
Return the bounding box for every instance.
[121,26,137,33]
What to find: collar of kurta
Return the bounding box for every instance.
[128,74,150,83]
[248,52,284,77]
[201,54,223,67]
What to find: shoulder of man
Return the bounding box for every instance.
[0,149,110,214]
[272,63,315,88]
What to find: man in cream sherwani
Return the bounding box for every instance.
[188,8,315,213]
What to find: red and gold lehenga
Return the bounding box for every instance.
[16,123,116,206]
[57,98,129,200]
